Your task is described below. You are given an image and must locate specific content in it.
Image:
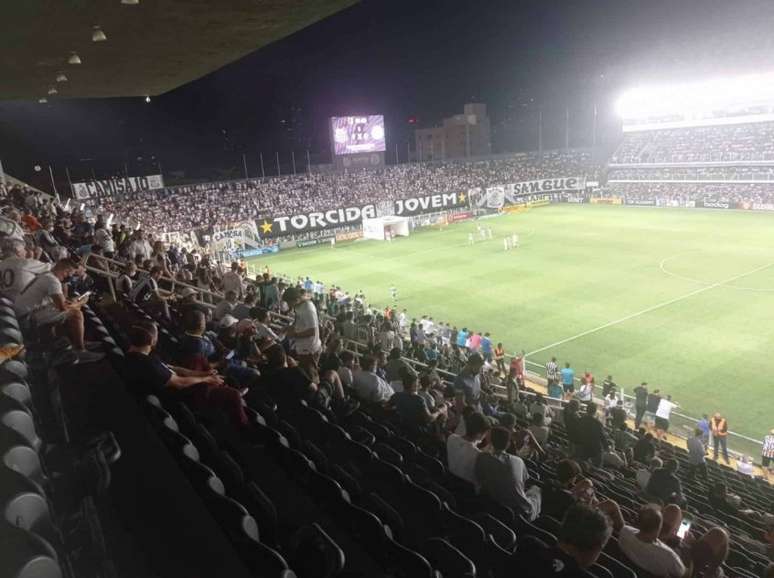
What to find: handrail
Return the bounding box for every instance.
[83,252,227,305]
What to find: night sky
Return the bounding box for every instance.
[3,0,774,189]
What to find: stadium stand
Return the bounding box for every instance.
[87,149,596,234]
[1,178,771,577]
[605,120,774,208]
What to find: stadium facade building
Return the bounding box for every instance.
[415,102,492,161]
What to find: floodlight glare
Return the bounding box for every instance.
[615,72,774,120]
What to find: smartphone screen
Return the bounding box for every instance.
[677,519,691,539]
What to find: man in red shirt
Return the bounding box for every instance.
[510,352,525,388]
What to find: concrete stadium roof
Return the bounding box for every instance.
[1,0,357,100]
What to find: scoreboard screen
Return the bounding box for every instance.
[331,115,386,155]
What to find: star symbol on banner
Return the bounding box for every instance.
[458,192,466,203]
[260,220,273,235]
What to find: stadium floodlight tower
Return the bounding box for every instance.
[615,71,774,132]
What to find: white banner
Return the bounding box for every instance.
[72,174,164,200]
[209,221,262,253]
[473,176,586,209]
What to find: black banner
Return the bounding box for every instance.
[256,192,469,238]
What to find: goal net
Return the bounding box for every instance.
[362,215,410,241]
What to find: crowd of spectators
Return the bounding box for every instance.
[2,174,774,577]
[601,182,774,205]
[611,122,774,164]
[608,167,774,182]
[86,149,596,234]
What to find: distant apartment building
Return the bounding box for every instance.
[415,103,492,161]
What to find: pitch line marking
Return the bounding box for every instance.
[526,259,774,357]
[659,252,774,293]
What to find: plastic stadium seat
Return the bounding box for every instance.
[288,401,330,441]
[303,440,330,474]
[344,425,376,446]
[277,445,317,485]
[0,327,23,345]
[277,420,303,449]
[329,464,362,501]
[384,535,434,578]
[373,442,403,467]
[0,404,41,452]
[233,482,278,548]
[596,551,637,578]
[307,469,351,509]
[208,450,245,495]
[4,491,56,542]
[0,524,62,578]
[147,404,179,433]
[287,523,345,578]
[178,456,226,497]
[341,502,394,560]
[0,314,20,329]
[421,537,476,578]
[240,538,297,578]
[186,423,220,462]
[413,449,446,478]
[1,382,32,409]
[339,437,377,468]
[3,445,44,484]
[0,360,29,382]
[158,427,200,462]
[206,492,260,544]
[470,512,517,551]
[364,492,405,542]
[364,458,406,498]
[1,469,56,545]
[145,394,162,408]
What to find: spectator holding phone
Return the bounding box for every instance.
[618,505,686,577]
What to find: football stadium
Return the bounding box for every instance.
[1,1,773,577]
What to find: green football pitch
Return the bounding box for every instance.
[248,204,774,448]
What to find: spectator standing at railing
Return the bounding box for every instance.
[221,262,244,299]
[763,428,774,477]
[453,353,485,411]
[633,382,648,429]
[561,362,575,399]
[697,414,711,450]
[687,428,709,480]
[282,286,322,366]
[710,413,730,464]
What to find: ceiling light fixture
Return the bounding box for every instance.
[121,0,140,5]
[68,52,82,65]
[145,96,151,103]
[48,87,58,95]
[92,26,107,42]
[56,72,68,83]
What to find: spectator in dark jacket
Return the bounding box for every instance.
[633,431,657,464]
[646,459,685,506]
[575,402,609,466]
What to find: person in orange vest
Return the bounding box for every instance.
[711,413,730,463]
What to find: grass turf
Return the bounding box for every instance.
[249,204,774,452]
